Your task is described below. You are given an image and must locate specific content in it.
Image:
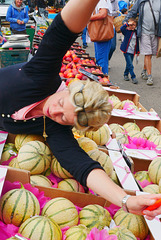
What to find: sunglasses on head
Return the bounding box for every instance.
[73,85,88,127]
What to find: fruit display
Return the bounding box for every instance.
[15,134,44,151]
[148,157,161,184]
[77,136,98,152]
[0,143,18,163]
[143,184,160,194]
[113,208,149,240]
[41,197,79,229]
[108,226,137,240]
[57,178,85,193]
[109,95,140,111]
[87,149,113,177]
[17,140,52,175]
[79,204,112,230]
[30,175,52,187]
[84,124,110,146]
[0,188,40,226]
[18,215,62,240]
[51,156,73,179]
[65,224,89,240]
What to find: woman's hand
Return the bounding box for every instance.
[127,194,161,220]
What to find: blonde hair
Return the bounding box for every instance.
[68,80,112,131]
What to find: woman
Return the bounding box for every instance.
[6,0,29,34]
[1,0,161,220]
[89,0,113,74]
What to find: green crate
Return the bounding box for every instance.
[26,27,35,49]
[0,49,30,68]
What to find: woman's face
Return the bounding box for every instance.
[15,0,23,7]
[43,90,76,126]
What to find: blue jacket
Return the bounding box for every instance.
[120,23,140,55]
[123,0,161,37]
[6,5,29,31]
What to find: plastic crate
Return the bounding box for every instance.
[0,49,30,68]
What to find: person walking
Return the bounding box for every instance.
[6,0,29,35]
[123,0,161,86]
[108,0,119,67]
[120,18,139,84]
[89,0,113,75]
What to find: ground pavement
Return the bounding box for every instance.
[78,35,161,118]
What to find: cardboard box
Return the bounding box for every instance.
[103,87,140,105]
[108,117,161,132]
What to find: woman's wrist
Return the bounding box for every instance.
[122,194,132,212]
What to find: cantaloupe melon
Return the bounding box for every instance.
[79,204,111,230]
[115,133,129,144]
[87,149,113,177]
[51,156,73,179]
[108,226,137,240]
[149,135,161,148]
[109,123,124,134]
[148,157,161,184]
[18,215,62,240]
[0,188,40,226]
[30,175,52,187]
[0,143,18,163]
[8,157,20,169]
[158,178,161,193]
[77,137,98,152]
[41,197,79,229]
[134,171,151,184]
[123,122,140,133]
[109,94,120,102]
[65,224,89,240]
[121,100,135,109]
[128,130,146,139]
[57,178,85,193]
[15,134,44,151]
[17,141,52,175]
[85,124,110,146]
[141,126,160,140]
[113,208,149,240]
[143,184,160,194]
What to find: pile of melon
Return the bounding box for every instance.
[0,123,117,192]
[109,122,161,148]
[109,94,140,111]
[0,186,149,240]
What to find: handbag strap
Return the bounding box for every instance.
[148,0,157,29]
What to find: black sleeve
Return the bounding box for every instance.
[23,13,79,87]
[46,122,104,187]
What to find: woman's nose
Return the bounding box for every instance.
[51,107,63,117]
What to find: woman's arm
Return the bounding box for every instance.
[90,8,108,21]
[87,168,161,219]
[61,0,100,33]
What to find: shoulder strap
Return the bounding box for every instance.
[148,0,157,29]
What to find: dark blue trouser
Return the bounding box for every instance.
[109,29,116,60]
[82,27,87,46]
[94,40,112,74]
[123,52,136,79]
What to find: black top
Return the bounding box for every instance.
[0,13,103,186]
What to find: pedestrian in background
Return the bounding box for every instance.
[89,0,112,75]
[108,0,119,69]
[123,0,161,86]
[120,18,139,84]
[6,0,29,34]
[82,26,88,49]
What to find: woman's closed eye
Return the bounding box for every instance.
[59,98,64,107]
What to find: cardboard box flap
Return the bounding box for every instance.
[5,167,30,184]
[33,185,106,208]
